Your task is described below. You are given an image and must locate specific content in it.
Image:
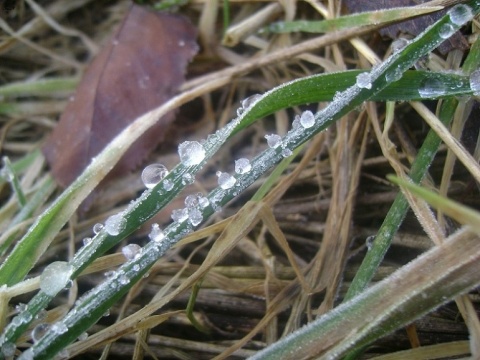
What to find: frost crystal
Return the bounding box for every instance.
[182,173,194,185]
[299,110,315,128]
[141,163,169,189]
[188,208,203,226]
[121,244,141,260]
[439,23,455,39]
[356,72,372,89]
[178,141,205,166]
[163,179,174,191]
[448,4,473,25]
[40,261,73,296]
[185,194,199,208]
[149,223,165,242]
[469,69,480,95]
[217,171,236,189]
[282,148,293,157]
[105,213,127,236]
[171,208,189,222]
[418,78,446,98]
[235,158,252,174]
[265,134,282,149]
[51,322,68,334]
[93,223,104,234]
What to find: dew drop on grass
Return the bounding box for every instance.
[40,261,73,296]
[149,223,165,242]
[51,322,68,334]
[282,148,293,157]
[188,208,203,226]
[356,72,372,89]
[449,4,473,25]
[121,244,141,260]
[93,223,104,234]
[469,69,480,95]
[235,158,251,174]
[83,237,92,246]
[182,173,194,185]
[178,141,205,166]
[171,208,189,222]
[78,332,88,341]
[439,23,455,39]
[1,342,16,357]
[418,78,446,98]
[300,110,315,128]
[216,171,236,189]
[32,323,50,342]
[265,134,282,149]
[292,115,301,129]
[141,163,169,189]
[197,193,209,208]
[105,213,126,236]
[241,93,262,110]
[385,68,402,83]
[391,38,409,53]
[185,194,199,208]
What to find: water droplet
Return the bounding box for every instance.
[418,78,446,98]
[1,342,16,357]
[121,244,141,260]
[265,134,282,149]
[178,141,206,166]
[188,208,203,226]
[182,173,194,185]
[93,223,104,234]
[163,179,174,191]
[185,194,199,208]
[51,322,68,334]
[197,193,209,208]
[439,23,455,39]
[216,171,236,189]
[282,148,293,157]
[469,69,480,95]
[241,93,262,110]
[391,38,409,53]
[449,4,473,25]
[148,223,165,242]
[235,158,251,174]
[133,264,140,271]
[171,208,189,222]
[32,323,50,342]
[385,68,402,83]
[356,72,372,89]
[40,261,73,296]
[299,110,315,128]
[119,274,129,285]
[78,332,88,341]
[105,213,126,236]
[83,237,92,246]
[141,163,169,189]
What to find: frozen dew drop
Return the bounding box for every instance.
[198,194,209,208]
[356,72,372,89]
[15,303,28,313]
[282,148,293,158]
[299,110,315,128]
[93,223,104,234]
[216,171,236,189]
[439,23,455,39]
[469,69,480,95]
[32,323,50,342]
[171,208,189,223]
[149,223,165,242]
[418,78,446,98]
[119,274,130,285]
[188,208,203,226]
[178,141,205,166]
[40,261,73,296]
[292,114,301,129]
[163,179,174,191]
[51,322,68,334]
[185,194,199,208]
[449,4,473,25]
[235,158,251,174]
[141,163,169,189]
[1,342,16,357]
[182,173,194,185]
[82,237,92,246]
[105,213,126,236]
[78,332,88,341]
[391,38,409,53]
[265,134,282,149]
[385,68,402,83]
[241,93,262,110]
[121,244,141,260]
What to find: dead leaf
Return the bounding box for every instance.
[343,0,469,54]
[42,4,198,187]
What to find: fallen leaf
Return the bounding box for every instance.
[343,0,469,54]
[42,4,198,187]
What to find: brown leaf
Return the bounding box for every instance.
[42,4,198,187]
[343,0,469,54]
